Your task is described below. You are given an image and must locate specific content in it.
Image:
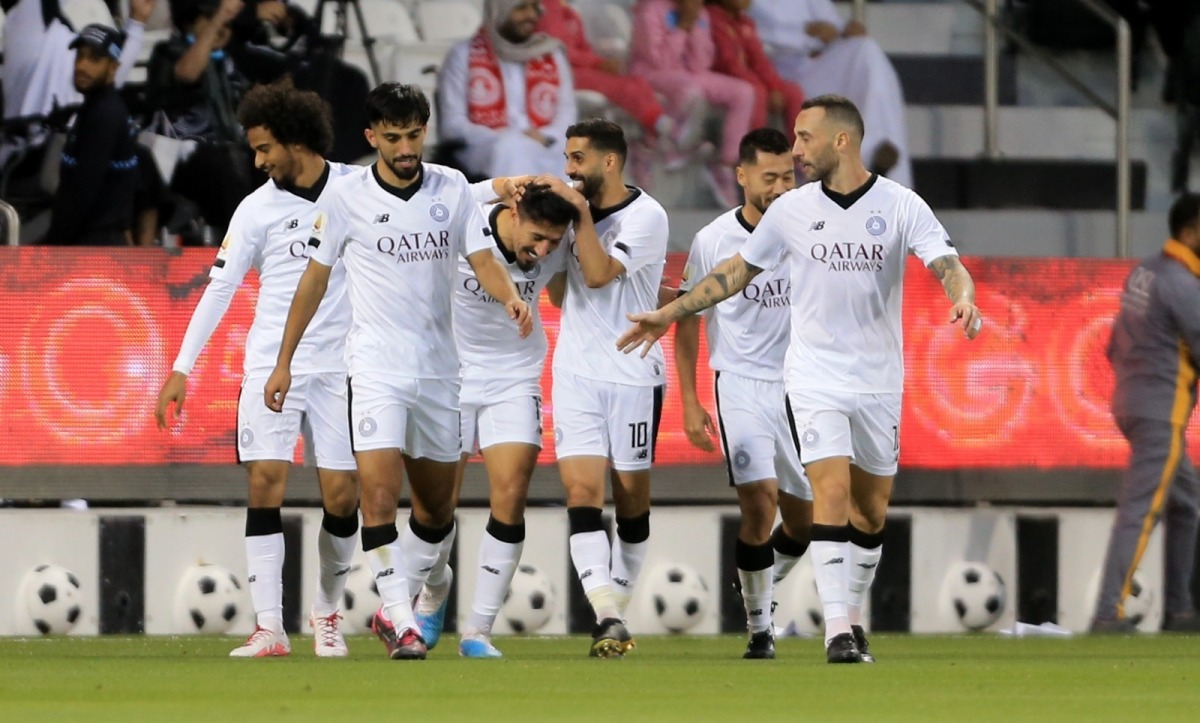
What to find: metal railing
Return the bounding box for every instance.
[851,0,1132,257]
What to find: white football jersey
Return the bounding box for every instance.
[681,208,789,382]
[454,203,566,383]
[207,162,355,377]
[553,187,668,386]
[739,175,957,394]
[309,163,492,378]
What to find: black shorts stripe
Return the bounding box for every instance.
[235,383,243,465]
[784,393,803,464]
[712,371,736,487]
[650,384,665,462]
[346,376,356,454]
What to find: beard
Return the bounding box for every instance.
[571,171,604,201]
[385,154,422,181]
[749,193,779,217]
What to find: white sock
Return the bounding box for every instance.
[246,533,285,631]
[848,542,882,627]
[738,566,774,634]
[570,530,621,622]
[610,537,648,616]
[423,521,456,590]
[467,531,524,631]
[314,526,357,616]
[810,539,852,646]
[401,520,444,603]
[365,534,416,631]
[773,550,802,586]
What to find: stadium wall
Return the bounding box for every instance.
[0,506,1167,638]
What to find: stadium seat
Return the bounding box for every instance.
[414,0,481,43]
[0,201,19,245]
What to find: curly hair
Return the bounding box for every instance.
[237,79,335,155]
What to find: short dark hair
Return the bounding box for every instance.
[517,184,581,228]
[1169,193,1200,239]
[738,128,791,166]
[237,80,334,155]
[801,94,865,142]
[566,118,627,164]
[171,0,220,33]
[365,83,431,128]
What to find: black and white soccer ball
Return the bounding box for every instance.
[945,561,1006,631]
[173,563,242,634]
[340,563,383,634]
[1120,572,1154,626]
[501,564,556,633]
[22,564,82,634]
[651,563,708,633]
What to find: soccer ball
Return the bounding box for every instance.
[173,563,242,634]
[501,564,556,633]
[650,563,708,633]
[775,559,823,635]
[944,561,1006,631]
[1120,572,1154,626]
[21,564,83,634]
[340,563,383,634]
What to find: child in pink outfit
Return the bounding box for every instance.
[629,0,754,206]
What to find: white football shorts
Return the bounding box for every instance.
[239,372,355,470]
[552,372,663,472]
[460,375,543,455]
[785,388,902,477]
[348,372,461,462]
[713,372,811,500]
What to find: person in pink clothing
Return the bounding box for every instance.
[629,0,754,207]
[706,0,804,143]
[537,0,671,144]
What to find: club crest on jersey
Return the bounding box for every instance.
[239,428,254,447]
[801,428,819,446]
[523,264,540,280]
[733,448,751,470]
[430,203,450,223]
[358,417,378,437]
[865,216,887,236]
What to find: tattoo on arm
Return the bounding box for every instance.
[671,256,762,320]
[930,254,975,305]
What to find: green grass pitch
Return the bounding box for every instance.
[2,634,1198,721]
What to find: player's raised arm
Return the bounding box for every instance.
[617,253,762,357]
[265,257,332,411]
[928,254,982,339]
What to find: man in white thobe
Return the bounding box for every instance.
[749,0,911,186]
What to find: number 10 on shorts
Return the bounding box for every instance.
[629,422,649,449]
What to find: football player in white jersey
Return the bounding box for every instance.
[414,182,581,659]
[551,118,669,658]
[675,129,813,660]
[619,95,983,664]
[264,83,532,661]
[155,82,359,659]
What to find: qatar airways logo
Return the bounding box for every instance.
[288,241,310,259]
[741,278,790,308]
[376,230,451,263]
[463,277,538,304]
[811,242,885,272]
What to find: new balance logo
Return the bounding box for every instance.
[419,566,434,572]
[375,567,395,579]
[580,569,594,580]
[857,562,878,569]
[481,565,500,575]
[248,575,257,583]
[749,608,763,616]
[824,557,844,565]
[613,577,630,588]
[285,219,299,230]
[374,213,390,224]
[334,567,351,577]
[635,449,648,460]
[809,221,826,231]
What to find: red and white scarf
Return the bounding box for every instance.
[467,28,561,130]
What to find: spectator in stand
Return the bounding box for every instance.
[43,24,139,245]
[438,0,576,179]
[749,0,910,186]
[537,0,680,149]
[706,0,804,143]
[629,0,754,207]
